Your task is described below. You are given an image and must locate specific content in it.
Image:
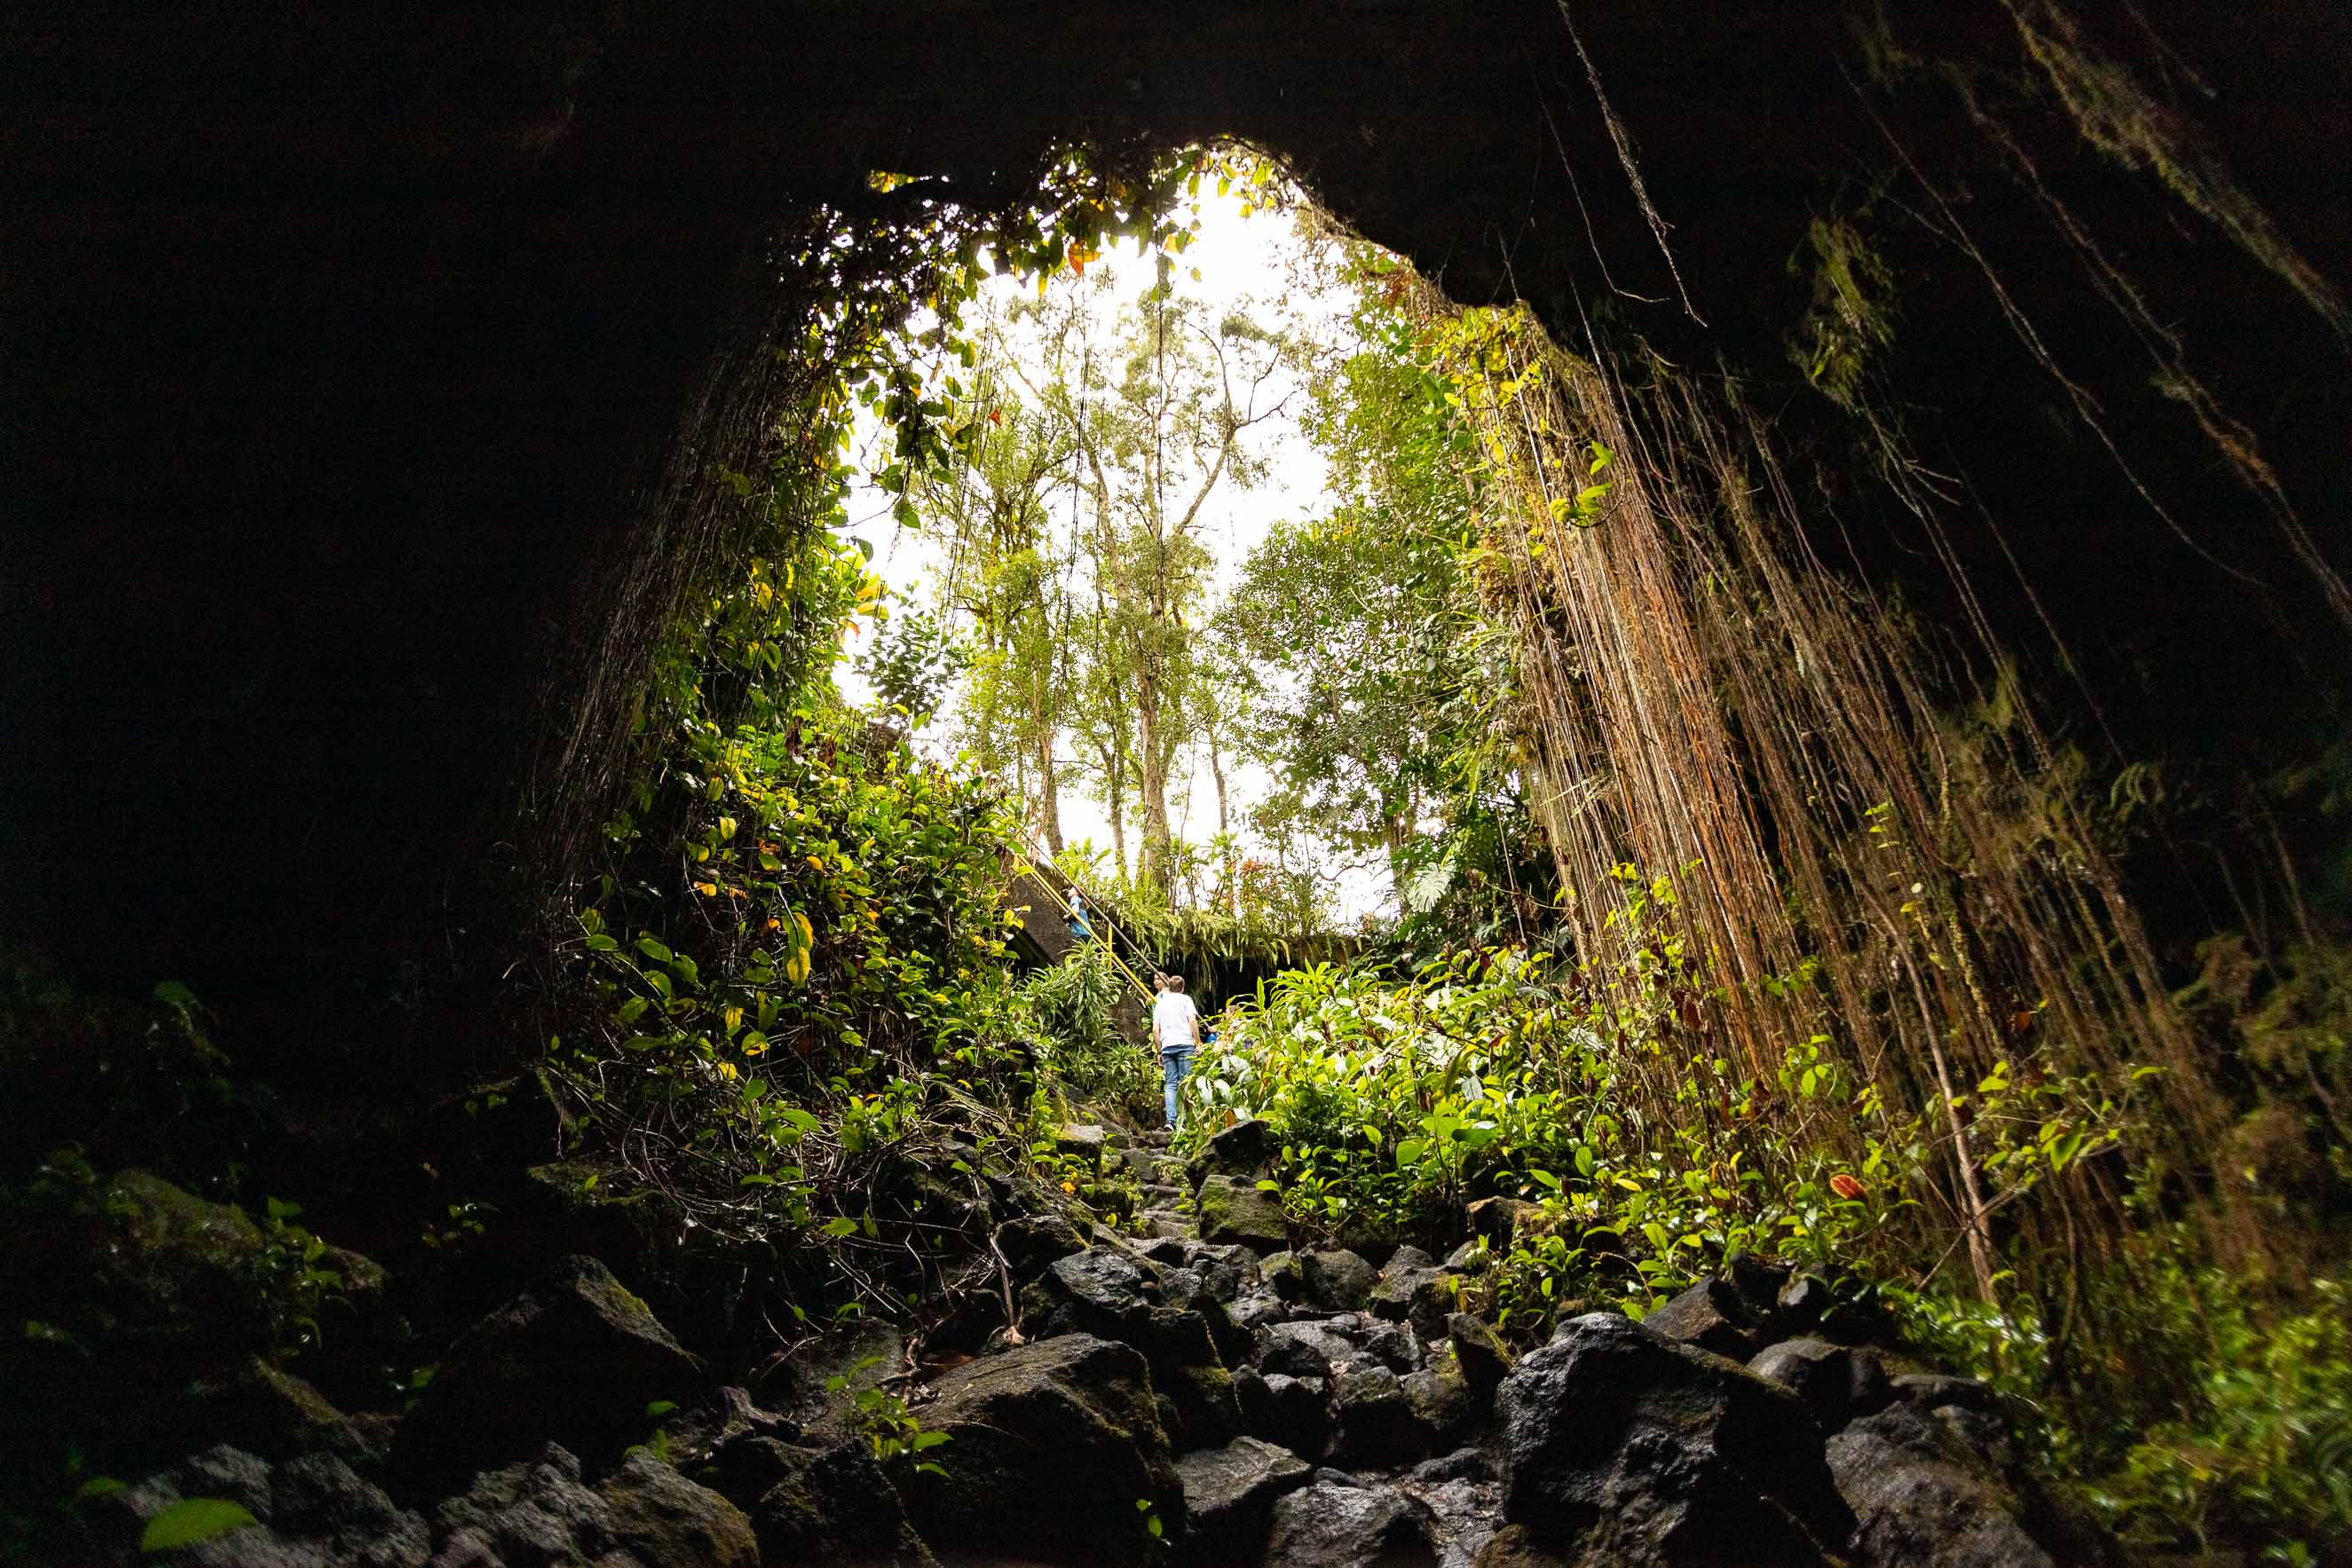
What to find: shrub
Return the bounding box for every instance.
[1177,931,1936,1329]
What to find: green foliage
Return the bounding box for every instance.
[1177,885,1939,1331]
[1892,1241,2352,1559]
[2092,1273,2352,1555]
[825,1355,951,1475]
[857,603,968,725]
[138,1498,257,1553]
[553,400,1033,1265]
[1787,216,1897,409]
[1019,948,1154,1114]
[257,1197,344,1359]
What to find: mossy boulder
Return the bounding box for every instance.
[1196,1173,1287,1252]
[28,1165,272,1359]
[3,1162,290,1475]
[901,1333,1184,1565]
[694,1435,935,1566]
[598,1449,761,1568]
[399,1254,703,1483]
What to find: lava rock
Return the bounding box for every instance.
[697,1437,934,1566]
[1259,1320,1354,1381]
[1369,1250,1453,1342]
[1447,1312,1514,1398]
[1231,1289,1291,1332]
[998,1210,1091,1277]
[1890,1372,2002,1414]
[1826,1400,2103,1567]
[1638,1277,1764,1361]
[1774,1273,1832,1333]
[660,1385,799,1468]
[1494,1312,1854,1564]
[1235,1369,1332,1460]
[67,1446,433,1568]
[1443,1239,1488,1272]
[1264,1479,1440,1568]
[1298,1248,1379,1312]
[1261,1250,1305,1299]
[1748,1336,1893,1431]
[1326,1365,1428,1468]
[1186,1241,1264,1303]
[900,1333,1182,1566]
[1164,1359,1246,1450]
[1473,1522,1573,1566]
[1035,1247,1160,1334]
[1177,1435,1314,1561]
[1325,1312,1423,1374]
[401,1255,702,1483]
[1204,1117,1282,1177]
[1056,1123,1110,1164]
[597,1451,760,1567]
[433,1442,622,1565]
[1725,1251,1793,1320]
[1196,1174,1289,1252]
[1402,1363,1477,1451]
[1411,1447,1491,1485]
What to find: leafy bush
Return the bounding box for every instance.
[551,513,1033,1257]
[1178,918,1937,1330]
[1892,1242,2352,1561]
[1019,948,1156,1118]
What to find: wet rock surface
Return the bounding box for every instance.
[902,1332,1183,1566]
[399,1254,702,1484]
[1493,1311,1853,1565]
[9,1145,2127,1568]
[1178,1435,1314,1562]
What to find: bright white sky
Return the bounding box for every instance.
[834,188,1392,920]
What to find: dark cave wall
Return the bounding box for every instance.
[4,1,2346,1029]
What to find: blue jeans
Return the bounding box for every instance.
[1161,1047,1196,1130]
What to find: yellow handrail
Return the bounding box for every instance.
[1014,852,1157,1005]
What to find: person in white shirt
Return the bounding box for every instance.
[1151,972,1202,1131]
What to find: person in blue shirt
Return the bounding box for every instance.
[1067,886,1093,945]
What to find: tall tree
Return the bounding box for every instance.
[1076,267,1287,893]
[1221,256,1480,907]
[914,312,1080,852]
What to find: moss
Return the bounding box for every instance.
[1788,217,1897,411]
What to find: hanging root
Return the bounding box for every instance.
[2000,0,2351,344]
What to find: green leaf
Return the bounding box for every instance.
[72,1477,127,1504]
[635,935,673,963]
[585,933,619,952]
[821,1217,858,1238]
[140,1498,258,1553]
[153,981,200,1010]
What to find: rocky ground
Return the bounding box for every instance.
[13,1118,2118,1566]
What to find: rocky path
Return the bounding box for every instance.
[32,1121,2119,1566]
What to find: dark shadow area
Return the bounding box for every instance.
[4,0,2347,1080]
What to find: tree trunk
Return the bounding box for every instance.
[1136,666,1171,892]
[1036,722,1062,855]
[1208,726,1237,915]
